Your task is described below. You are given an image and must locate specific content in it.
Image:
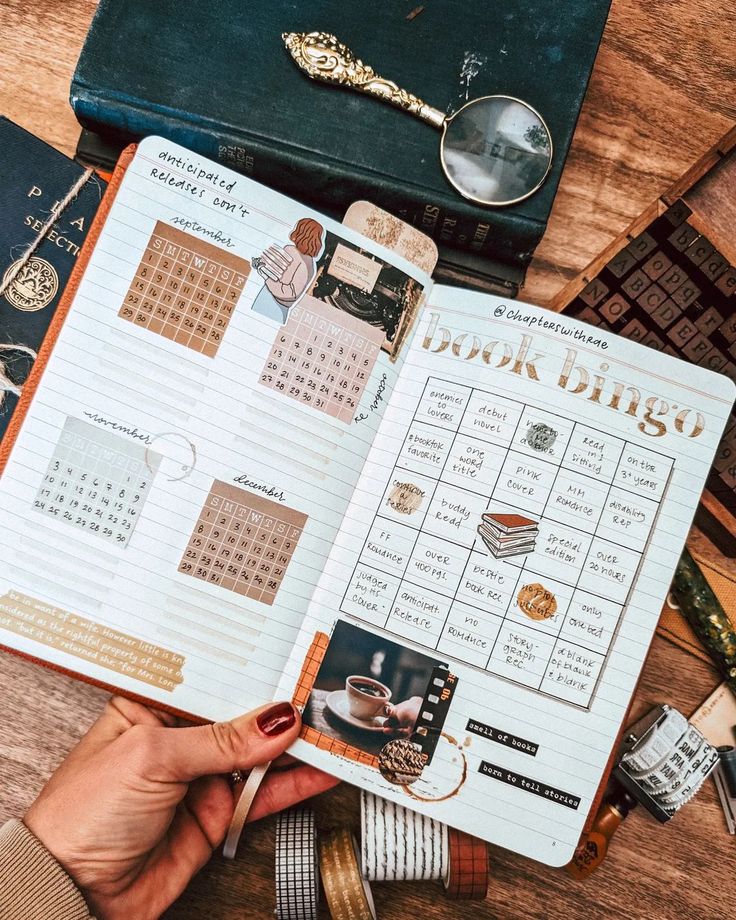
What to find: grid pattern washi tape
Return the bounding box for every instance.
[33,416,160,547]
[119,221,250,357]
[178,480,307,605]
[275,807,318,920]
[259,295,383,423]
[293,632,329,710]
[444,828,489,900]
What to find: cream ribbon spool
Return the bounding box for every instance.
[222,761,271,859]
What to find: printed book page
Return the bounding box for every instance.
[0,136,431,721]
[281,283,735,864]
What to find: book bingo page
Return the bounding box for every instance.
[284,285,734,865]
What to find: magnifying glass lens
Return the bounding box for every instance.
[442,97,552,206]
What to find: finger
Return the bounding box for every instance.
[186,775,234,847]
[246,764,340,823]
[270,753,299,770]
[143,701,300,783]
[61,696,177,765]
[135,795,224,914]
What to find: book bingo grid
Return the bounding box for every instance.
[33,416,160,547]
[341,377,674,708]
[119,221,250,357]
[179,480,307,605]
[259,296,383,423]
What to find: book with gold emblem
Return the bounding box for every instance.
[0,117,106,438]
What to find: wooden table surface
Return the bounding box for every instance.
[1,2,735,918]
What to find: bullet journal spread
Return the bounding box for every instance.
[0,138,733,865]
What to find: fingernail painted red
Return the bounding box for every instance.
[257,701,296,736]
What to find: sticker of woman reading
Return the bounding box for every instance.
[251,217,325,324]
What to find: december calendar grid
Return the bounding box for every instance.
[340,376,674,709]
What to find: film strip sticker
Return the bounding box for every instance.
[294,632,379,768]
[411,668,458,764]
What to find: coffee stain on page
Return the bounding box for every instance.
[402,731,468,802]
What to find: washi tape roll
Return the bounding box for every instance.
[360,791,448,881]
[275,807,318,920]
[444,827,489,900]
[319,827,376,920]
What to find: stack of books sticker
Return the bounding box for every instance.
[477,513,538,559]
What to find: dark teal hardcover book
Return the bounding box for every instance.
[0,117,106,439]
[70,1,610,288]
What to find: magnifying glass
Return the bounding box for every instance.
[283,31,553,208]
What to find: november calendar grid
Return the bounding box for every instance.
[33,416,159,547]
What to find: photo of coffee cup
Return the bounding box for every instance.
[346,675,391,721]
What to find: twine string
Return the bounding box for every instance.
[0,166,95,413]
[0,344,38,409]
[0,167,93,298]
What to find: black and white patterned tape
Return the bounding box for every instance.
[360,791,449,882]
[275,807,318,920]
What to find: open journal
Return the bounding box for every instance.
[0,137,733,866]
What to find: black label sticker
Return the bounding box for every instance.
[479,761,581,810]
[466,719,538,756]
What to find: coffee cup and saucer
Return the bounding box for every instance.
[324,675,392,731]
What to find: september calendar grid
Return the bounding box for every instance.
[341,376,675,709]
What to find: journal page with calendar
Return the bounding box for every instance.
[0,136,432,721]
[282,284,735,864]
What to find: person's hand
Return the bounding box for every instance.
[382,696,423,736]
[24,696,338,920]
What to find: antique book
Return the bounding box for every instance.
[69,0,612,293]
[0,117,106,439]
[0,138,733,866]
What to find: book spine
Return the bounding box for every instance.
[70,85,542,264]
